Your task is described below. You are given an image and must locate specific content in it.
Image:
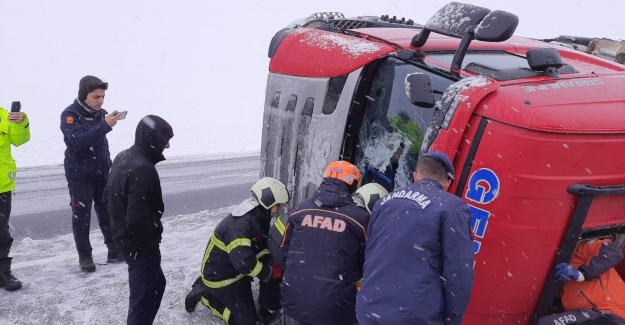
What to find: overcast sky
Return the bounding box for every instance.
[0,0,621,167]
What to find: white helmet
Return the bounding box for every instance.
[354,183,389,214]
[251,177,289,210]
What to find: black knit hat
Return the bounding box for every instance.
[78,75,108,102]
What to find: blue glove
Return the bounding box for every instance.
[555,262,584,282]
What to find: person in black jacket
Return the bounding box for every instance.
[184,177,289,325]
[106,115,174,325]
[280,160,369,325]
[60,75,125,272]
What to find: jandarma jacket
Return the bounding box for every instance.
[0,108,30,193]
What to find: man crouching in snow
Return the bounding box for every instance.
[184,177,289,325]
[105,115,174,325]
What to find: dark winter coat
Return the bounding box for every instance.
[60,99,112,181]
[356,178,474,325]
[106,115,173,256]
[199,205,273,294]
[281,178,369,325]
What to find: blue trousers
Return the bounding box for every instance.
[125,252,166,325]
[0,191,13,273]
[67,179,114,257]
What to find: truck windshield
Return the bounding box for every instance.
[426,50,531,70]
[356,57,455,191]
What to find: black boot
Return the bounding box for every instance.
[0,271,23,291]
[185,276,206,313]
[107,249,124,263]
[258,307,280,325]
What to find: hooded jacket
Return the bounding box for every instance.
[280,178,369,325]
[356,178,474,325]
[0,108,30,193]
[561,239,625,319]
[60,99,112,181]
[106,115,173,256]
[199,200,274,294]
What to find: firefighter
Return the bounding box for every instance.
[556,238,625,319]
[280,160,369,325]
[184,177,289,325]
[356,151,474,325]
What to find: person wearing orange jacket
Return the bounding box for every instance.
[556,238,625,319]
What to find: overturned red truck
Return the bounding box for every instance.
[259,2,625,324]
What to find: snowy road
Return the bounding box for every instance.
[1,154,280,325]
[10,154,260,241]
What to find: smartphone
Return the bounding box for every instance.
[118,111,128,120]
[10,101,21,112]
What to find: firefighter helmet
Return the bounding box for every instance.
[354,183,389,214]
[251,177,289,210]
[323,161,360,186]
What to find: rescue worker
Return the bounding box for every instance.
[0,103,30,291]
[352,182,389,214]
[556,238,625,319]
[356,151,474,325]
[280,160,369,325]
[106,115,174,325]
[60,75,124,272]
[267,182,388,270]
[184,177,289,325]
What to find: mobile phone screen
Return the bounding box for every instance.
[118,111,128,120]
[10,101,21,113]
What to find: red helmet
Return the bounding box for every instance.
[324,161,360,185]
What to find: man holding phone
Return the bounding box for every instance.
[60,75,124,272]
[0,101,30,291]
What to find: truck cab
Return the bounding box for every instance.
[259,3,625,324]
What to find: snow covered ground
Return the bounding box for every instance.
[0,206,263,325]
[0,1,621,324]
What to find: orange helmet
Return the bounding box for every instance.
[324,161,360,185]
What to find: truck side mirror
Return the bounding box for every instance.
[405,73,435,108]
[474,10,519,42]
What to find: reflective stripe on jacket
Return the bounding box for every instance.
[200,206,273,293]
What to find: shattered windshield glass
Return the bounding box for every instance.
[356,57,454,191]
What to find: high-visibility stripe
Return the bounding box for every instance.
[248,261,263,277]
[201,296,231,322]
[199,234,267,289]
[256,249,270,260]
[275,218,286,235]
[211,234,251,253]
[202,273,245,289]
[200,241,216,276]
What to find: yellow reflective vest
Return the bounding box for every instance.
[0,108,30,193]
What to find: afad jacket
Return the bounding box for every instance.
[280,178,369,325]
[561,239,625,319]
[60,99,112,181]
[106,115,173,257]
[199,203,274,294]
[356,178,474,325]
[0,108,30,193]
